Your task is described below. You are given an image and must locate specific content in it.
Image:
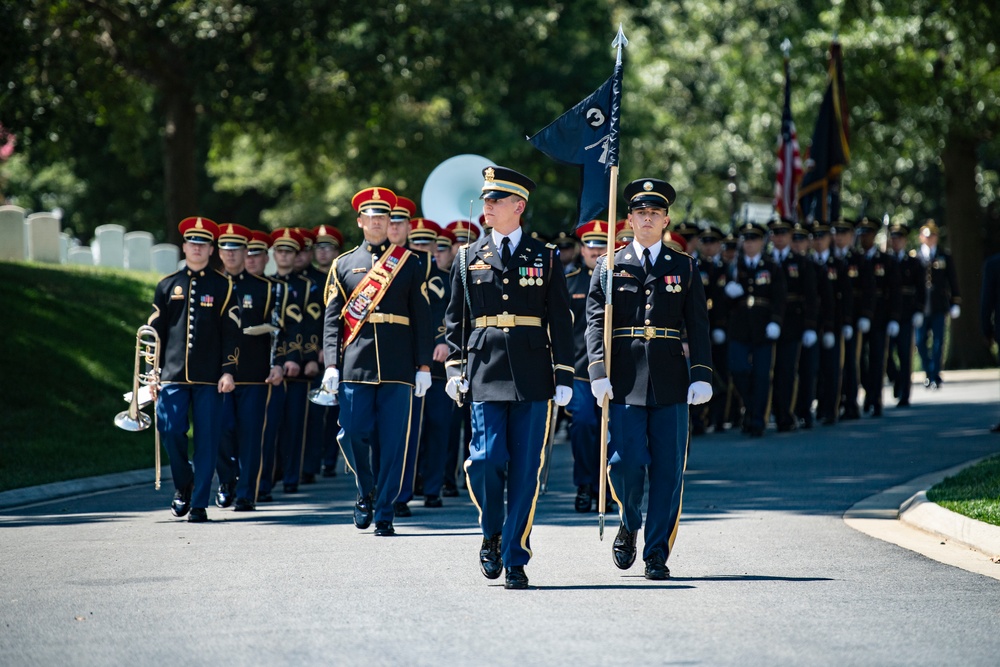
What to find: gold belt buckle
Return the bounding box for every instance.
[746,296,755,307]
[496,313,516,327]
[643,326,656,340]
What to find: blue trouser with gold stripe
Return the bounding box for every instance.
[258,381,285,496]
[279,379,309,487]
[396,393,425,504]
[418,378,454,498]
[567,378,600,491]
[157,383,223,510]
[216,385,268,500]
[608,402,688,563]
[337,382,413,525]
[466,400,549,568]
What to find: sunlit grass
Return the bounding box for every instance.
[927,455,1000,528]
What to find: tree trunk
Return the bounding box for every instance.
[942,131,992,368]
[162,88,198,246]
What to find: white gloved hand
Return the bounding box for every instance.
[858,317,871,334]
[322,367,340,394]
[445,377,468,402]
[822,332,836,349]
[842,324,854,340]
[687,380,713,405]
[711,328,726,345]
[802,330,818,348]
[591,377,614,405]
[724,281,744,299]
[912,312,924,329]
[887,320,900,338]
[553,385,573,407]
[414,370,432,398]
[766,322,781,340]
[950,304,961,319]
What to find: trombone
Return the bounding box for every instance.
[114,325,163,489]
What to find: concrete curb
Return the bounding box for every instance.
[900,490,1000,558]
[0,468,168,511]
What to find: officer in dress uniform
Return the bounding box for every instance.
[915,220,961,388]
[886,222,926,407]
[810,221,854,425]
[265,228,312,496]
[833,219,873,420]
[697,224,729,431]
[720,221,787,436]
[322,187,433,537]
[410,219,454,508]
[586,178,712,580]
[793,222,833,428]
[443,166,574,590]
[309,223,344,479]
[768,218,818,432]
[857,217,900,416]
[148,217,238,522]
[441,219,480,498]
[566,220,609,512]
[615,219,633,249]
[213,224,286,511]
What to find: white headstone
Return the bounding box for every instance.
[0,205,27,261]
[151,243,180,276]
[124,231,154,271]
[93,223,126,268]
[60,233,71,264]
[25,212,61,263]
[67,246,94,265]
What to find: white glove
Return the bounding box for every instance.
[858,317,871,334]
[766,322,781,340]
[445,377,468,402]
[724,281,744,299]
[322,367,340,394]
[822,332,836,349]
[711,328,726,345]
[887,320,900,338]
[950,304,961,319]
[687,380,713,405]
[802,330,817,348]
[591,377,614,405]
[912,312,924,329]
[414,370,432,398]
[553,385,573,407]
[842,324,854,340]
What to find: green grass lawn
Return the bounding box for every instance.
[0,261,162,492]
[927,454,1000,528]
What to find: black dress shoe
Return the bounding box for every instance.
[872,404,882,417]
[612,523,637,570]
[574,485,593,513]
[257,493,274,503]
[233,498,255,512]
[504,566,528,590]
[990,423,1000,433]
[393,501,412,518]
[170,484,193,518]
[321,464,337,478]
[821,417,837,426]
[283,483,298,494]
[373,521,395,536]
[424,495,443,508]
[353,492,374,529]
[301,472,316,485]
[479,534,503,580]
[188,507,209,523]
[644,550,670,580]
[215,482,235,508]
[897,399,910,408]
[441,485,459,498]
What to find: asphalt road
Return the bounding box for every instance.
[3,373,1000,666]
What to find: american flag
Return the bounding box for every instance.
[773,52,802,220]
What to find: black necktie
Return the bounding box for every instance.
[501,237,511,267]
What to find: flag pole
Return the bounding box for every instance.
[598,24,627,541]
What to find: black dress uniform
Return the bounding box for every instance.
[795,225,836,428]
[586,178,712,580]
[857,220,901,417]
[149,217,238,521]
[886,223,926,406]
[300,256,332,483]
[833,220,874,420]
[915,220,961,387]
[325,187,433,534]
[812,234,855,425]
[443,166,574,589]
[697,226,730,431]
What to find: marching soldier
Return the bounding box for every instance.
[322,187,433,537]
[554,230,581,273]
[566,220,608,512]
[697,224,730,432]
[310,223,344,479]
[213,224,285,511]
[811,221,854,425]
[857,218,900,416]
[443,165,574,590]
[832,219,871,420]
[793,222,833,428]
[915,220,961,388]
[148,217,237,522]
[768,218,818,432]
[586,177,713,580]
[721,221,786,436]
[615,219,633,249]
[886,222,926,407]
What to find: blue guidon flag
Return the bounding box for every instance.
[529,61,622,229]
